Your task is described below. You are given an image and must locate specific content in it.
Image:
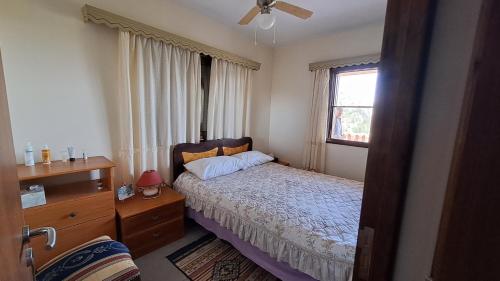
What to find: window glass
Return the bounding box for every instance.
[335,70,377,106]
[329,67,378,145]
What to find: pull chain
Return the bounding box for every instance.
[273,23,277,44]
[254,24,258,46]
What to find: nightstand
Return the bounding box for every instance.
[115,187,185,258]
[277,160,290,166]
[273,157,290,166]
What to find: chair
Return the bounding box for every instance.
[35,236,140,281]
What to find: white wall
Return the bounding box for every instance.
[0,0,274,165]
[268,24,384,181]
[393,0,482,279]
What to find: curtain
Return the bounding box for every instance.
[303,69,330,173]
[118,31,202,184]
[207,58,253,140]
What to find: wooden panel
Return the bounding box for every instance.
[121,201,183,235]
[0,51,32,280]
[30,215,116,269]
[24,191,114,230]
[17,157,115,181]
[431,1,500,280]
[353,0,437,280]
[123,218,184,258]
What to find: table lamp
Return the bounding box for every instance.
[136,170,163,199]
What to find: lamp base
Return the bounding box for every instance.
[141,185,162,200]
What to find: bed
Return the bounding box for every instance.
[172,137,363,281]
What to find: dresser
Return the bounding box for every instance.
[115,187,185,258]
[17,157,116,268]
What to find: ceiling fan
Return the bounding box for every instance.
[239,0,313,30]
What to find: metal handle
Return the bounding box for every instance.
[24,247,36,279]
[23,225,57,249]
[357,226,375,280]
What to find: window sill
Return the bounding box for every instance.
[326,138,369,148]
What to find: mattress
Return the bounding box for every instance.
[173,162,363,281]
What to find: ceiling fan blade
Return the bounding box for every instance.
[274,1,313,19]
[239,6,261,25]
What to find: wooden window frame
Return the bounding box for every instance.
[326,63,379,149]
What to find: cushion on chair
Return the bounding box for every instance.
[36,236,140,281]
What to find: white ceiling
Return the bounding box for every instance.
[172,0,387,46]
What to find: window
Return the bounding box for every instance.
[327,64,378,147]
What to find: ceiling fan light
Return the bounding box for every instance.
[257,13,276,30]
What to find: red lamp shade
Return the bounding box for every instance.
[136,170,163,187]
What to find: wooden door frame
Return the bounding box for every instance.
[353,0,437,280]
[430,0,500,280]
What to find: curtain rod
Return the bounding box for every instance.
[82,5,261,71]
[309,54,380,71]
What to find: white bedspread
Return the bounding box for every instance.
[173,162,363,281]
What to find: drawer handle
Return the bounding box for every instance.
[69,212,77,219]
[152,233,160,238]
[151,215,160,221]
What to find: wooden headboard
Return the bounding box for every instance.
[172,137,253,181]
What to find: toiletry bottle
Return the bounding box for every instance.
[68,146,76,162]
[41,144,51,165]
[24,142,35,166]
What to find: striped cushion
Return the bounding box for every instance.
[36,236,140,281]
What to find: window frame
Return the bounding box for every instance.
[326,62,379,148]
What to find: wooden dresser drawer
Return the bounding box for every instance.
[121,201,183,235]
[31,215,116,269]
[24,192,114,230]
[123,218,184,257]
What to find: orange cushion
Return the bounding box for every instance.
[223,144,249,156]
[182,147,219,164]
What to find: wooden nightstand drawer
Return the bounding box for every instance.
[122,200,183,235]
[24,191,115,230]
[124,217,184,257]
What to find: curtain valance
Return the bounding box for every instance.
[82,5,261,71]
[309,54,380,71]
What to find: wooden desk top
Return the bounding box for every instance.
[17,156,115,181]
[115,187,185,219]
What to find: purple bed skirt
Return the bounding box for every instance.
[187,208,318,281]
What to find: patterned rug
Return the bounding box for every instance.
[167,234,279,281]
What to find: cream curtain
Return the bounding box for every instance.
[118,31,202,184]
[207,58,253,140]
[303,69,330,173]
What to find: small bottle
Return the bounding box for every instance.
[41,144,51,165]
[60,149,69,162]
[82,150,88,161]
[68,146,76,162]
[24,142,35,167]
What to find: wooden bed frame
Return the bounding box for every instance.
[172,137,253,180]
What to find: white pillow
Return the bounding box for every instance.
[184,156,247,180]
[231,150,274,168]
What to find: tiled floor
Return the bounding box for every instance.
[133,221,209,281]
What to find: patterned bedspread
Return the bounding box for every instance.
[173,162,363,281]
